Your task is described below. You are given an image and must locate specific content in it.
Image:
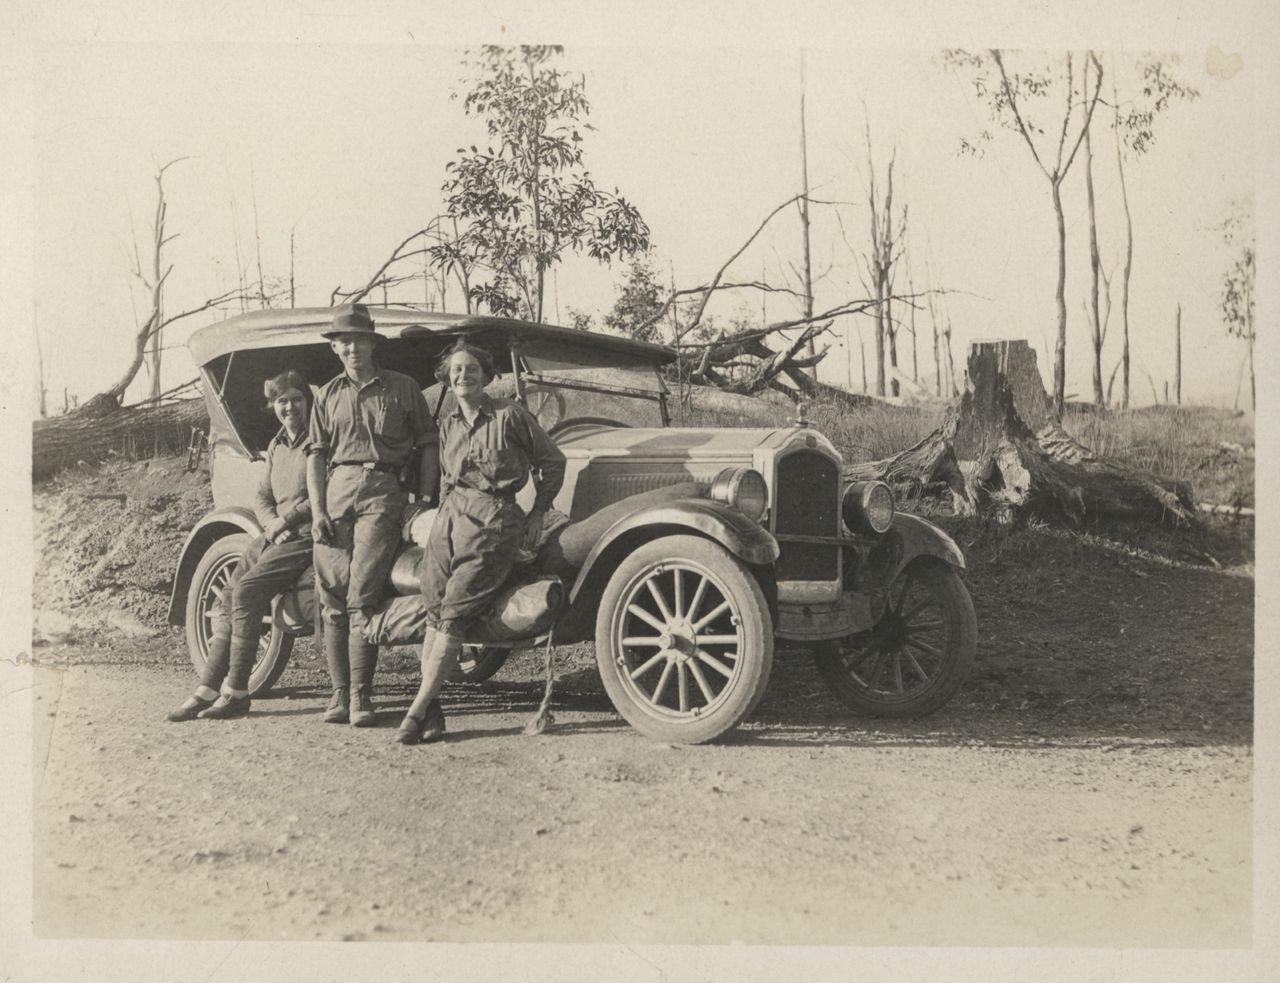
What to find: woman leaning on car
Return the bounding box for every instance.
[167,370,315,722]
[396,339,566,745]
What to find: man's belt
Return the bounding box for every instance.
[332,460,401,474]
[453,483,517,501]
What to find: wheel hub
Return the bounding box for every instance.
[659,620,697,660]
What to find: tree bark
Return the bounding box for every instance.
[1084,86,1105,406]
[33,398,209,483]
[1112,75,1135,410]
[851,340,1196,525]
[1051,178,1068,414]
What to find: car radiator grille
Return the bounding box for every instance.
[773,450,839,580]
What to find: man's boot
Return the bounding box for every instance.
[348,620,379,728]
[322,621,350,724]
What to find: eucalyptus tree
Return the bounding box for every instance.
[1104,55,1198,407]
[1221,202,1255,412]
[432,45,650,321]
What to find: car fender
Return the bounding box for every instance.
[568,498,779,604]
[890,513,966,576]
[165,507,262,625]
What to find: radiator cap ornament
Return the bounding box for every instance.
[791,402,809,428]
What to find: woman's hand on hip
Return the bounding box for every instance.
[522,508,545,552]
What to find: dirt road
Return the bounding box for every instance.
[32,648,1251,947]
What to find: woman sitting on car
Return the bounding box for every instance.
[167,370,315,722]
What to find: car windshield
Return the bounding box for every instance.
[520,338,668,431]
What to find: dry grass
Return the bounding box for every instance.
[677,391,1254,509]
[1062,405,1254,508]
[675,394,943,464]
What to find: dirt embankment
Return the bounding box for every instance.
[32,457,212,651]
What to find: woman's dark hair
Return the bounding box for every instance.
[434,339,497,387]
[263,369,312,411]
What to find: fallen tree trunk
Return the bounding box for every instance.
[33,398,209,482]
[850,340,1197,525]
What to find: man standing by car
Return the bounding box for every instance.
[308,303,438,726]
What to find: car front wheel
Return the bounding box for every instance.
[184,533,295,697]
[595,535,772,744]
[812,558,976,717]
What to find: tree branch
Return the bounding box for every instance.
[993,50,1051,179]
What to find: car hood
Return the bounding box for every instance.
[557,426,795,460]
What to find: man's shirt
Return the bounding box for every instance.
[307,368,437,467]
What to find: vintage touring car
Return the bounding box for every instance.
[169,306,976,743]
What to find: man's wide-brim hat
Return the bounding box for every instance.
[323,303,381,340]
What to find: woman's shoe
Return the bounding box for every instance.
[166,694,214,722]
[197,694,251,720]
[395,713,424,745]
[420,699,446,743]
[395,700,445,745]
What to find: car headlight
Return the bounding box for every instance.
[843,480,895,534]
[710,467,768,522]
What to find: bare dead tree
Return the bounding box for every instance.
[1174,303,1182,405]
[128,158,191,404]
[1106,55,1198,408]
[1083,57,1106,405]
[943,311,958,397]
[226,167,249,315]
[906,251,919,383]
[35,310,48,419]
[798,52,817,378]
[250,164,269,309]
[860,122,908,397]
[1111,74,1135,409]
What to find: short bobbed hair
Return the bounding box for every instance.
[263,370,312,411]
[435,339,497,387]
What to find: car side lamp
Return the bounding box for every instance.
[842,480,896,534]
[187,427,208,472]
[710,467,769,522]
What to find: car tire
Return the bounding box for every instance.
[184,533,295,697]
[595,535,773,744]
[812,558,976,717]
[449,645,511,683]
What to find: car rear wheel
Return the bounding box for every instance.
[449,645,511,683]
[812,558,976,717]
[184,533,294,697]
[595,535,772,744]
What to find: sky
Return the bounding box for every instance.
[23,14,1261,412]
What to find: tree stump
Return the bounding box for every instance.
[849,340,1196,525]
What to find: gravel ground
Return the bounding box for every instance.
[31,651,1252,947]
